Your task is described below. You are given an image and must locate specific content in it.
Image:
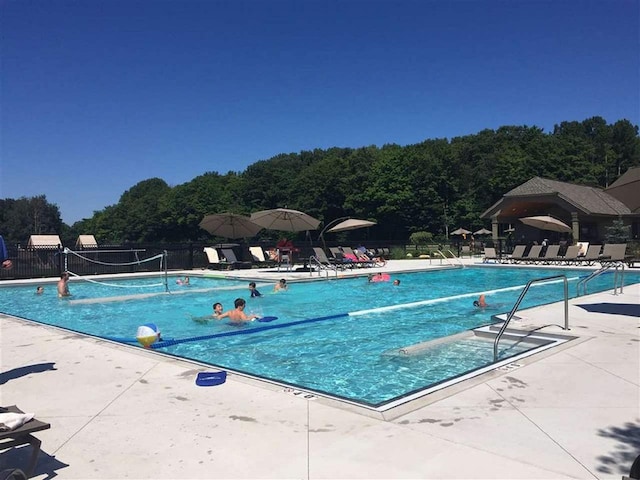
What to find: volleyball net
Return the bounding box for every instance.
[63,247,169,293]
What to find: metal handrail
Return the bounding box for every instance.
[307,255,336,278]
[432,250,464,268]
[576,262,625,296]
[493,274,569,362]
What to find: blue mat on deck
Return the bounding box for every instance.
[576,303,640,317]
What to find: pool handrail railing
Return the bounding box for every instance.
[493,274,569,362]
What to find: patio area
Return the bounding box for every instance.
[1,260,638,479]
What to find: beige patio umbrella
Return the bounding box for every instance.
[250,208,320,232]
[450,228,472,236]
[326,219,377,233]
[199,213,263,239]
[519,215,571,233]
[473,228,492,236]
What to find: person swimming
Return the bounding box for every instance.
[473,294,488,308]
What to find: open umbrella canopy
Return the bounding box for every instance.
[199,213,262,239]
[250,208,321,232]
[450,228,472,236]
[519,215,572,233]
[327,218,376,233]
[473,228,492,236]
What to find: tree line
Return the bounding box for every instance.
[1,116,638,247]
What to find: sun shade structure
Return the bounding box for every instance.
[199,213,262,239]
[75,235,98,249]
[473,228,492,235]
[250,208,320,232]
[519,215,572,233]
[326,219,377,233]
[27,235,62,249]
[450,228,472,236]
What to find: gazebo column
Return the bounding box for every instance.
[571,212,580,241]
[491,216,499,240]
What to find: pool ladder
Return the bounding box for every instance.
[493,274,569,362]
[432,250,465,268]
[307,255,338,278]
[576,262,625,296]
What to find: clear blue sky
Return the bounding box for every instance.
[2,0,638,224]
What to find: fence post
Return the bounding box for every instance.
[189,243,194,270]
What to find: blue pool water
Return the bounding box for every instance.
[1,267,636,406]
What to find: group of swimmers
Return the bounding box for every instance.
[202,279,289,325]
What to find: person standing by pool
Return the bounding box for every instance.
[226,298,259,324]
[249,282,262,297]
[0,235,12,270]
[274,279,288,292]
[57,272,71,298]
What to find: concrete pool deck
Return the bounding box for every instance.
[1,259,639,478]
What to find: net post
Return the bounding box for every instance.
[163,250,168,292]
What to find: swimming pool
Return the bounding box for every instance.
[1,267,635,409]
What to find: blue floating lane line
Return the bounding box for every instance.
[151,313,349,349]
[102,336,175,344]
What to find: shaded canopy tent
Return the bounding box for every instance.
[473,228,492,236]
[75,235,98,249]
[27,235,62,250]
[199,213,262,239]
[450,228,471,236]
[250,208,320,232]
[519,215,572,233]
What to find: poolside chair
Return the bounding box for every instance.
[580,245,602,266]
[508,245,527,263]
[482,247,499,263]
[342,247,375,268]
[540,245,560,264]
[460,245,471,258]
[559,245,581,264]
[220,249,252,270]
[310,247,341,270]
[599,244,627,265]
[249,246,276,268]
[523,245,543,263]
[0,405,51,477]
[203,247,225,270]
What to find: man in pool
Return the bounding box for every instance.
[393,279,400,286]
[274,279,288,292]
[57,272,71,298]
[473,294,488,308]
[249,282,262,297]
[226,298,259,324]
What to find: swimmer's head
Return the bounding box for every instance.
[473,300,480,307]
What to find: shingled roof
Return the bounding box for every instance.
[504,177,631,215]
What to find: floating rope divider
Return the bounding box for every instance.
[152,313,349,349]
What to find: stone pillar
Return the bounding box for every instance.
[491,216,499,240]
[571,212,579,242]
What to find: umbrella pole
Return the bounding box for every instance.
[318,216,350,252]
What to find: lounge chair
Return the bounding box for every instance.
[508,245,527,263]
[310,247,342,270]
[342,247,376,268]
[203,247,225,270]
[482,247,499,263]
[580,245,602,265]
[540,245,560,264]
[559,245,581,264]
[523,245,543,263]
[0,405,50,477]
[599,244,627,264]
[249,246,276,268]
[220,249,252,270]
[460,245,472,258]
